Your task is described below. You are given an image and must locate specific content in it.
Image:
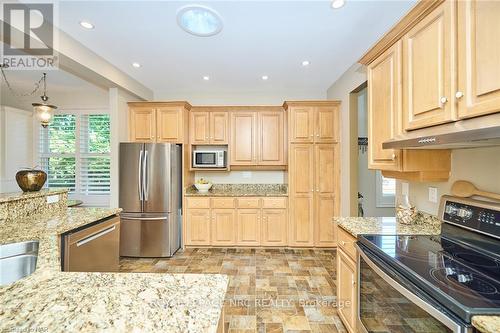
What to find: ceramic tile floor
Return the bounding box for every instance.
[120,248,347,333]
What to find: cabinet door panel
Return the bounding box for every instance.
[129,107,156,142]
[403,1,455,130]
[211,209,235,246]
[261,209,287,246]
[157,107,182,142]
[290,107,314,143]
[337,249,357,332]
[236,209,260,246]
[315,194,336,247]
[290,196,314,246]
[367,41,402,171]
[458,0,500,118]
[186,209,210,246]
[314,144,336,194]
[315,107,337,143]
[230,112,257,165]
[290,144,314,194]
[190,112,210,144]
[210,112,229,144]
[259,111,285,165]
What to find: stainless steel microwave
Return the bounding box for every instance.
[192,150,226,168]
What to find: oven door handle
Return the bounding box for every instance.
[356,244,467,333]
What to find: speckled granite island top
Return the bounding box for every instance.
[334,216,441,238]
[185,183,288,197]
[0,208,228,333]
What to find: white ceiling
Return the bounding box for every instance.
[53,1,415,99]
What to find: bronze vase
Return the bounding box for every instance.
[15,169,47,192]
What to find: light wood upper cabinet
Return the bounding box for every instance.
[261,209,287,246]
[289,106,314,143]
[211,209,236,246]
[210,112,229,144]
[403,1,455,130]
[236,209,260,246]
[258,111,285,165]
[337,248,357,333]
[129,107,156,142]
[457,0,500,119]
[368,41,402,171]
[157,107,183,142]
[315,107,338,143]
[190,111,210,144]
[185,209,211,246]
[289,144,315,246]
[230,112,258,165]
[129,102,190,143]
[286,103,339,143]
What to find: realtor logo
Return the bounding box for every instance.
[1,2,58,69]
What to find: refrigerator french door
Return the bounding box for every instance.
[119,143,182,257]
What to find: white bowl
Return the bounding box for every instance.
[194,183,212,193]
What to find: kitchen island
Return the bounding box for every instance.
[0,192,228,333]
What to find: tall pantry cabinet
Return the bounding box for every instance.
[284,101,340,247]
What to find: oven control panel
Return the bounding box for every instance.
[441,196,500,239]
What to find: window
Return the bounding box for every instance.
[375,171,396,208]
[39,112,110,204]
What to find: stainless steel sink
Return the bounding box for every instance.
[0,241,39,286]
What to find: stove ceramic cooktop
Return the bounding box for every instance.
[358,233,500,321]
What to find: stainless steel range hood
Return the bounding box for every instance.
[382,114,500,149]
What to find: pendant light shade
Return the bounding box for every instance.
[32,73,57,127]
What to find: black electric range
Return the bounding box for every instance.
[357,195,500,332]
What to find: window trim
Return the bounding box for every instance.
[35,108,110,206]
[375,170,396,208]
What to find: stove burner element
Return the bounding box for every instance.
[454,252,500,268]
[431,268,498,295]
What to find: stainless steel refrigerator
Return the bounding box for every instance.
[119,143,182,257]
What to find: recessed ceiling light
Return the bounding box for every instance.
[302,60,310,66]
[203,76,210,81]
[79,21,94,29]
[331,0,345,9]
[132,62,141,68]
[177,5,223,37]
[262,75,269,81]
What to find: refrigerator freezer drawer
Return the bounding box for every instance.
[120,215,178,257]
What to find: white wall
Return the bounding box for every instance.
[399,147,500,216]
[195,171,286,184]
[0,106,34,193]
[326,63,367,217]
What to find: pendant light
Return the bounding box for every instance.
[32,73,57,127]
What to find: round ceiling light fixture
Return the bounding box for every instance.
[177,5,223,37]
[79,21,94,29]
[331,0,345,9]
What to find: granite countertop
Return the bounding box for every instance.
[334,215,500,333]
[0,188,68,203]
[334,215,441,238]
[0,208,228,333]
[185,183,288,197]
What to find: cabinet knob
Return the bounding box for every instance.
[440,97,448,104]
[455,91,464,99]
[311,189,314,192]
[352,279,356,286]
[391,153,396,160]
[310,134,314,137]
[316,134,319,137]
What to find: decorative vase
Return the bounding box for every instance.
[15,169,47,192]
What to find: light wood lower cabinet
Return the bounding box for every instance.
[337,248,357,333]
[211,209,236,246]
[185,197,287,246]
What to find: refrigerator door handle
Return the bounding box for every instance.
[143,150,149,201]
[138,149,144,201]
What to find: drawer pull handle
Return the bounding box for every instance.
[77,226,116,247]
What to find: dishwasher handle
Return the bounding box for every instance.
[76,225,116,247]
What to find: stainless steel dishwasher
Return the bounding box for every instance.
[62,216,120,272]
